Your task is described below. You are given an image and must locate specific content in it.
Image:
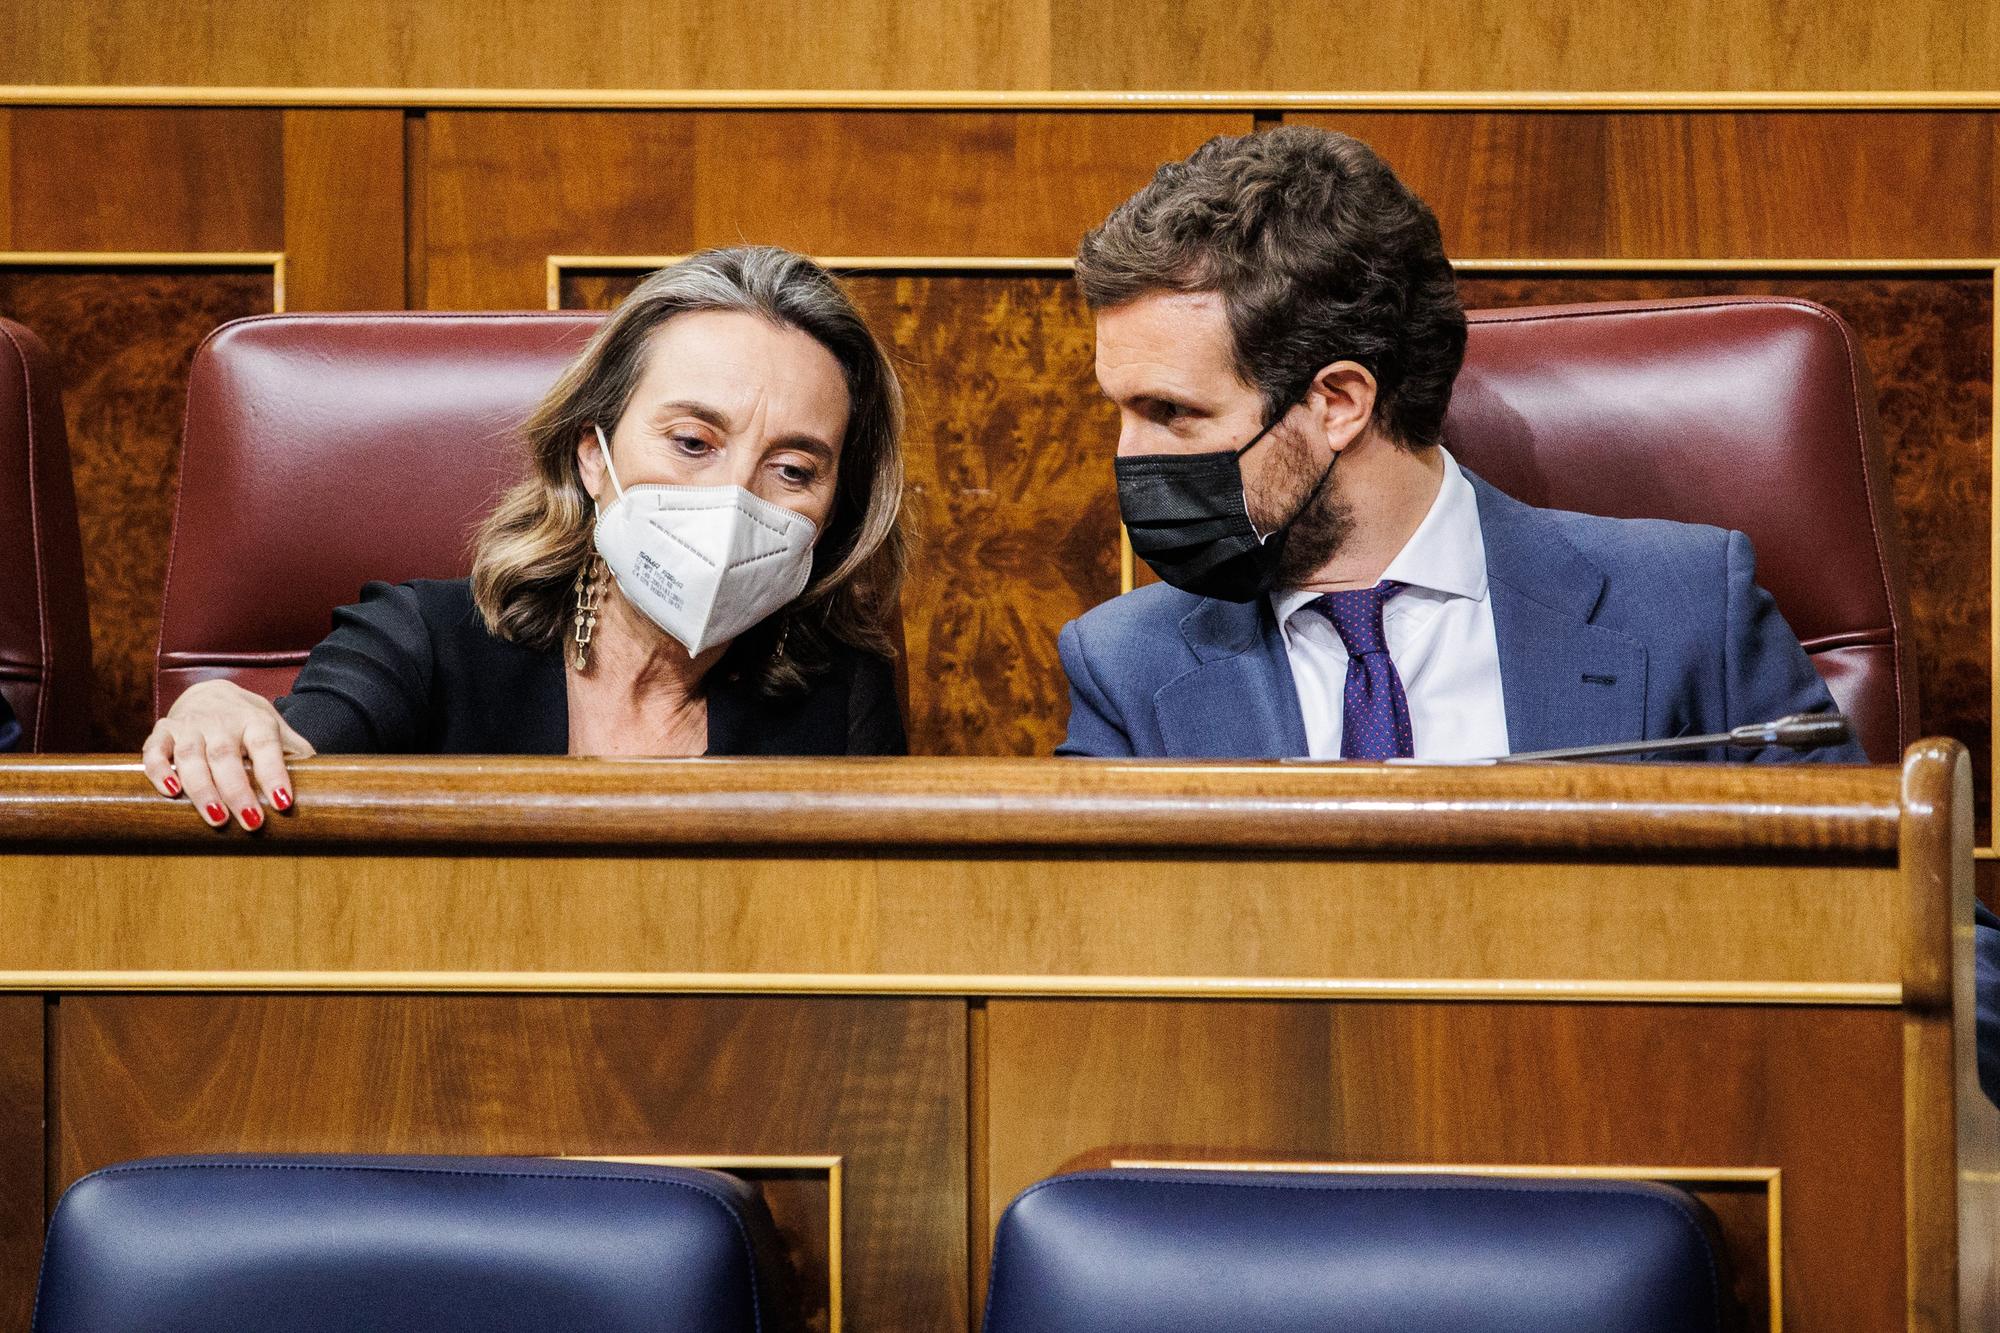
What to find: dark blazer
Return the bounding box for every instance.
[0,692,17,752]
[276,579,906,756]
[1058,470,1863,762]
[1978,900,2000,1110]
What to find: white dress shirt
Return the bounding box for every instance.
[1271,449,1511,760]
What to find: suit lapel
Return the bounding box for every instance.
[1471,474,1649,754]
[1155,597,1309,758]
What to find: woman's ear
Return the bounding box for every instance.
[575,425,607,504]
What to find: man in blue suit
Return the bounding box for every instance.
[0,693,18,753]
[1056,126,1860,764]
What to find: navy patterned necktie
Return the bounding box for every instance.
[1311,582,1414,760]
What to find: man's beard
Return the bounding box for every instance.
[1246,420,1353,585]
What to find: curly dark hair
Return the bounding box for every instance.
[1075,126,1467,448]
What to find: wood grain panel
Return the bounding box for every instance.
[0,266,276,747]
[1052,0,2000,93]
[281,109,404,310]
[8,109,282,251]
[687,113,1246,258]
[0,109,11,246]
[0,998,40,1333]
[984,999,1903,1332]
[0,848,1903,991]
[424,111,698,309]
[55,995,968,1333]
[4,0,1998,91]
[0,0,1055,92]
[1292,113,1999,259]
[431,112,1241,310]
[1457,272,1992,837]
[983,1000,1334,1235]
[563,270,1118,755]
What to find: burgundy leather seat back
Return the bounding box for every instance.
[1447,297,1913,763]
[157,313,603,714]
[0,318,93,750]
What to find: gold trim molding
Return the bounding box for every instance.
[0,250,288,311]
[568,1154,844,1333]
[545,254,1073,308]
[0,970,1905,1004]
[7,86,2000,112]
[1110,1159,1784,1331]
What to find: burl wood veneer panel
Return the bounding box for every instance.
[425,111,1245,309]
[0,267,275,748]
[985,999,1903,1332]
[55,994,967,1333]
[562,271,1116,756]
[1290,112,1999,259]
[1459,272,1991,834]
[0,999,40,1333]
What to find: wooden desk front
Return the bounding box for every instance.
[0,745,1990,1331]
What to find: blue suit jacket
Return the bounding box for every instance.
[0,692,17,753]
[1058,472,1864,762]
[1979,901,2000,1110]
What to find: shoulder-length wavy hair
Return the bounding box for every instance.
[471,246,907,696]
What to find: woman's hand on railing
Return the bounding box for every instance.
[141,680,316,830]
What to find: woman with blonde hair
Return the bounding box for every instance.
[143,247,909,829]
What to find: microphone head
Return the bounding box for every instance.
[1739,711,1853,750]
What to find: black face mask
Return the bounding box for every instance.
[1114,403,1336,603]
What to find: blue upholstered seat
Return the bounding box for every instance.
[984,1169,1732,1333]
[33,1154,777,1333]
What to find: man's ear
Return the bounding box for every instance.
[1303,361,1379,458]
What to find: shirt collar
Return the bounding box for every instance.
[1271,447,1489,626]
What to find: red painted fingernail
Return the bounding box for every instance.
[163,775,182,797]
[272,788,292,812]
[240,807,264,831]
[204,803,226,824]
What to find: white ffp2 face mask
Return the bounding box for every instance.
[590,424,819,657]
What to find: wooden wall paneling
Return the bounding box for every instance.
[427,111,1243,311]
[982,1000,1335,1243]
[0,263,278,748]
[0,998,40,1333]
[0,109,11,246]
[280,109,404,310]
[686,113,1249,258]
[54,994,969,1333]
[423,111,699,309]
[5,0,2000,91]
[643,0,1056,93]
[558,268,1119,756]
[1290,113,2000,260]
[1048,0,2000,94]
[1455,270,1993,838]
[0,0,1058,94]
[1327,1002,1905,1330]
[8,109,282,252]
[403,112,426,308]
[983,998,1904,1332]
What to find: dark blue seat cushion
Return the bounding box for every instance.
[34,1154,776,1333]
[984,1169,1731,1333]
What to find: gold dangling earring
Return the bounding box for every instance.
[771,618,790,664]
[571,556,603,672]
